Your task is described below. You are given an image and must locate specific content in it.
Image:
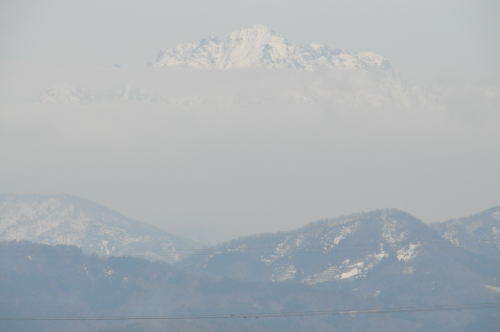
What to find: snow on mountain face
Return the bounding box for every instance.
[36,71,431,110]
[0,194,195,263]
[182,209,452,285]
[432,206,500,261]
[155,24,390,71]
[38,84,159,104]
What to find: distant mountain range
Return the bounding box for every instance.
[38,84,160,104]
[37,72,430,108]
[0,194,196,263]
[182,209,499,286]
[1,195,499,331]
[32,25,443,108]
[1,193,498,268]
[154,24,390,71]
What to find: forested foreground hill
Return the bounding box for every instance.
[1,241,499,332]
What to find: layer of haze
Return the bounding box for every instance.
[1,1,499,243]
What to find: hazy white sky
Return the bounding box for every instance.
[0,1,499,243]
[1,0,499,79]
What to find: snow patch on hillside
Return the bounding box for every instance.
[272,264,297,282]
[397,242,421,262]
[485,285,500,293]
[261,235,304,265]
[303,245,388,284]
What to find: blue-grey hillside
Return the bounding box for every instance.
[431,206,500,261]
[1,241,499,332]
[181,210,500,298]
[0,194,195,263]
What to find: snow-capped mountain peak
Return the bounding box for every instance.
[154,24,390,71]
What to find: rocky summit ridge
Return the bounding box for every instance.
[154,24,390,71]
